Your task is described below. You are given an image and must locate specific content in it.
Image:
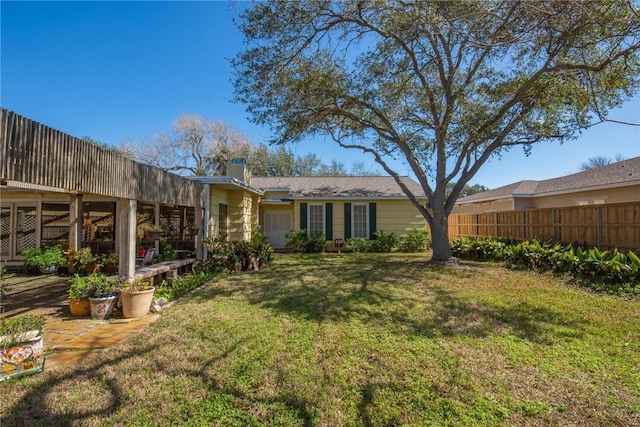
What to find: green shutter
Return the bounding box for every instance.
[325,203,333,240]
[300,203,308,231]
[344,203,351,239]
[369,203,377,239]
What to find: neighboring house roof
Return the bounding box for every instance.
[457,156,640,205]
[252,176,426,199]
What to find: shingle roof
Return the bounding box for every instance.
[457,156,640,204]
[251,176,425,198]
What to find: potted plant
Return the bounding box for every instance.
[145,224,163,241]
[86,274,118,320]
[100,252,119,275]
[0,314,45,381]
[71,247,102,275]
[22,245,67,274]
[119,278,155,318]
[184,221,199,236]
[68,275,92,317]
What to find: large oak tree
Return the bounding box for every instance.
[232,0,640,261]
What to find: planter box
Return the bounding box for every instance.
[0,331,45,382]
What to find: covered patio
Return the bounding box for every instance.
[1,108,204,280]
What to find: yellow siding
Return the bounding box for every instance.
[376,200,428,236]
[289,199,427,238]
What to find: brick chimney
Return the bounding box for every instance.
[227,158,251,184]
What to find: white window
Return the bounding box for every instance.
[352,203,369,239]
[308,204,324,236]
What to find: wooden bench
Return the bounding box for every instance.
[111,258,197,286]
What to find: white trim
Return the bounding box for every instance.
[307,203,325,237]
[351,203,369,239]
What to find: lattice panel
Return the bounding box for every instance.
[1,208,10,256]
[16,207,37,253]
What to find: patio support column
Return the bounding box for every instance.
[68,194,83,251]
[202,185,210,260]
[117,198,137,280]
[154,202,161,256]
[195,204,203,260]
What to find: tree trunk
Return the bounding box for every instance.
[430,210,452,262]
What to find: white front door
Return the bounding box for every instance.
[263,211,292,249]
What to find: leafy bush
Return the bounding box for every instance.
[451,237,509,261]
[22,245,67,273]
[345,238,372,253]
[371,229,399,253]
[396,228,431,253]
[285,230,326,253]
[285,229,307,253]
[202,232,274,273]
[153,271,215,301]
[451,237,640,296]
[68,275,93,300]
[152,239,178,263]
[0,315,44,346]
[306,232,327,253]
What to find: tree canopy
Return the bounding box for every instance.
[578,153,627,171]
[232,0,640,261]
[129,114,380,177]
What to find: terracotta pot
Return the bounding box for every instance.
[120,287,155,318]
[146,231,163,241]
[89,295,117,320]
[69,298,91,317]
[103,263,118,275]
[84,263,101,275]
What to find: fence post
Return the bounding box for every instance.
[521,211,526,241]
[552,208,556,241]
[494,212,498,238]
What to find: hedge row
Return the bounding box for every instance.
[451,237,640,296]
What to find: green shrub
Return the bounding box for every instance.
[285,230,326,253]
[371,229,399,253]
[22,245,67,273]
[305,232,327,253]
[285,229,308,253]
[397,228,431,253]
[152,238,178,263]
[153,271,215,301]
[346,238,372,253]
[451,237,640,296]
[0,315,44,346]
[68,275,92,300]
[202,232,274,273]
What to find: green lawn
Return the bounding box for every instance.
[2,253,639,426]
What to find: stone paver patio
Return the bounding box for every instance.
[1,273,159,371]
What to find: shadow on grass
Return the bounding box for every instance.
[197,254,586,344]
[2,327,317,426]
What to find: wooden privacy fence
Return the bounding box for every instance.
[448,202,640,252]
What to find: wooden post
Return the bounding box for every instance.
[117,198,137,280]
[68,194,82,251]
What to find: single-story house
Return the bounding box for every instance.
[1,109,430,271]
[191,160,429,250]
[251,175,428,249]
[453,156,640,214]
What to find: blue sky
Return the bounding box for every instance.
[1,1,639,189]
